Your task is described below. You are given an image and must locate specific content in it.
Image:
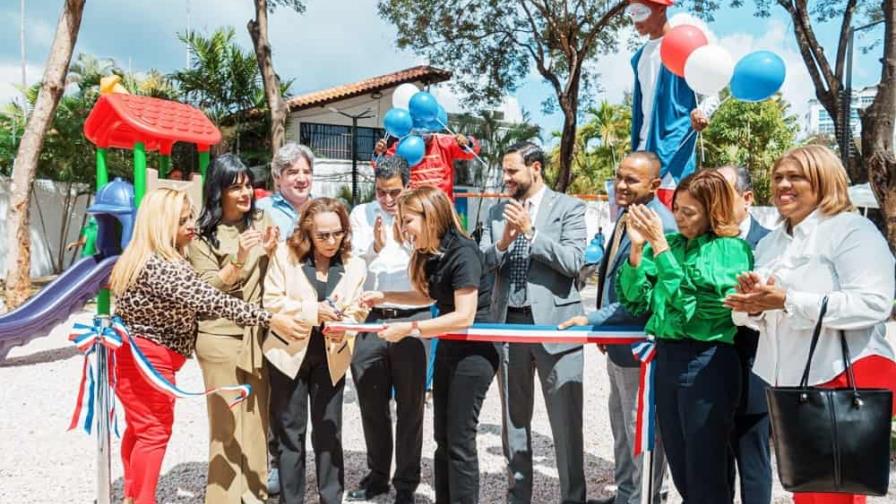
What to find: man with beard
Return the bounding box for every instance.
[346,156,432,504]
[256,142,314,238]
[561,151,675,504]
[480,141,588,504]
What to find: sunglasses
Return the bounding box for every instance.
[313,230,345,242]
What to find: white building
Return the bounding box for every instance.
[805,85,878,138]
[283,65,452,198]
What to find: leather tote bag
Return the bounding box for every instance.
[766,296,893,495]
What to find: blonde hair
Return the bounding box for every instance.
[109,188,194,295]
[674,170,740,237]
[397,186,468,295]
[772,145,854,219]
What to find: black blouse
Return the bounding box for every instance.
[425,228,492,323]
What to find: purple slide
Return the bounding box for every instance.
[0,254,118,360]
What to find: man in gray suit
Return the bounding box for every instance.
[561,151,675,504]
[481,141,588,504]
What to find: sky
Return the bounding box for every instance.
[0,0,886,142]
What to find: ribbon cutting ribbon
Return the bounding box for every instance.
[632,340,657,456]
[69,316,253,436]
[68,316,125,434]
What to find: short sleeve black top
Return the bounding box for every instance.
[424,228,492,323]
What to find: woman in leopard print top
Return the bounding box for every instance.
[108,188,305,504]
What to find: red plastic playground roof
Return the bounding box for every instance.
[84,94,221,154]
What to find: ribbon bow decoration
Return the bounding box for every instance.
[67,316,125,434]
[631,339,657,456]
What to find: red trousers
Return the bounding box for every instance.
[114,337,186,504]
[792,355,896,504]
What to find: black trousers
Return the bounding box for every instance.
[350,309,430,493]
[269,333,345,504]
[655,339,741,504]
[433,339,498,504]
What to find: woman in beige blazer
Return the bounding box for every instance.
[263,197,368,504]
[188,155,280,503]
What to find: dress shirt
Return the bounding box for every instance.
[255,192,302,239]
[734,210,896,385]
[349,200,429,309]
[494,184,547,262]
[618,232,753,344]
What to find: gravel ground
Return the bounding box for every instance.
[2,286,895,503]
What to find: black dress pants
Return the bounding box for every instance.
[350,309,429,493]
[432,339,498,504]
[655,339,741,504]
[269,333,345,504]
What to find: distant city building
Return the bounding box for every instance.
[805,85,878,139]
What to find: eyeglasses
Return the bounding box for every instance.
[313,230,345,242]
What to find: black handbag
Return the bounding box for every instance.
[766,296,893,495]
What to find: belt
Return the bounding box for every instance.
[371,306,431,319]
[507,306,532,314]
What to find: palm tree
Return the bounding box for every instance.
[451,110,541,191]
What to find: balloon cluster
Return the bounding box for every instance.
[382,83,449,166]
[661,24,786,102]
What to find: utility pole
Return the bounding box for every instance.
[328,106,375,205]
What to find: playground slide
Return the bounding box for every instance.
[0,254,118,360]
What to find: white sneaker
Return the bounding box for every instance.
[267,467,280,496]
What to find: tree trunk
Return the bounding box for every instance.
[556,101,578,192]
[863,0,896,250]
[248,0,288,155]
[4,0,86,309]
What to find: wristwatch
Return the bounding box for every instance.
[409,320,422,338]
[523,226,536,241]
[229,253,245,269]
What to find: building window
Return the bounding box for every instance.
[299,122,386,161]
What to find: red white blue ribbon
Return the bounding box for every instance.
[69,316,252,436]
[632,339,657,456]
[442,323,645,344]
[124,333,252,407]
[67,316,126,434]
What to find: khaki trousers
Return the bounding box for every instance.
[196,333,269,504]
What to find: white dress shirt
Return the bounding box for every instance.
[734,210,895,386]
[349,200,429,309]
[494,184,547,261]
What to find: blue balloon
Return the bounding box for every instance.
[730,51,786,102]
[412,113,430,132]
[396,135,426,166]
[427,105,448,132]
[383,108,413,138]
[408,91,439,123]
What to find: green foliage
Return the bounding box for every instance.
[700,91,799,204]
[336,184,375,210]
[450,110,541,190]
[545,101,631,194]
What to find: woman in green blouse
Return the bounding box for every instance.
[617,170,753,504]
[189,154,279,503]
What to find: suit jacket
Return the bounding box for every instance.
[592,197,677,367]
[262,244,369,384]
[481,187,587,354]
[735,215,771,415]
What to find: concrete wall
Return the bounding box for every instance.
[0,177,91,278]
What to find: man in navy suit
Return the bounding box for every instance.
[561,151,675,504]
[716,165,772,504]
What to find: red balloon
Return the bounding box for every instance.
[660,25,709,77]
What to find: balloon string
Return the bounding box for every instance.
[373,132,391,166]
[437,118,489,168]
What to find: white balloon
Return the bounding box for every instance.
[392,83,420,109]
[684,45,734,96]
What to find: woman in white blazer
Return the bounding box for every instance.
[263,197,368,504]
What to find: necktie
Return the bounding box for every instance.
[597,212,628,308]
[508,201,533,308]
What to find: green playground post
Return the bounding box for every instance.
[134,142,147,206]
[198,150,210,181]
[159,154,171,179]
[95,147,110,315]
